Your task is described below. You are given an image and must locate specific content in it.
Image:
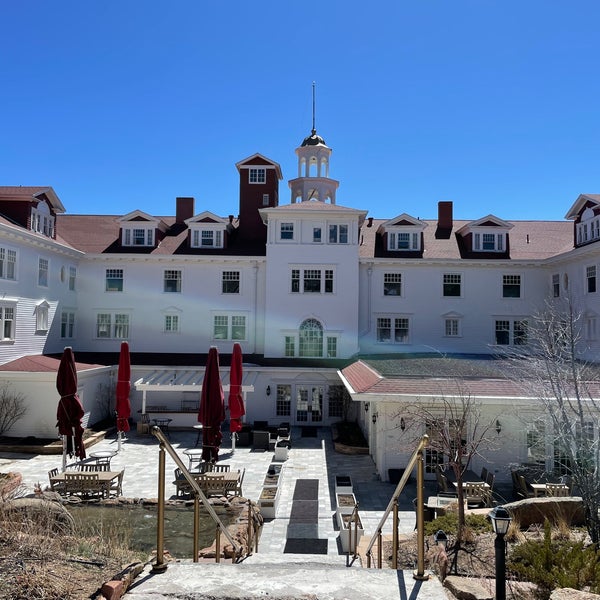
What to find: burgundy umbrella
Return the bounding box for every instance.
[228,343,245,453]
[115,341,131,451]
[56,347,86,469]
[198,346,225,462]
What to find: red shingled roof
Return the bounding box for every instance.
[0,355,104,373]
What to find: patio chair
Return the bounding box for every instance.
[110,470,125,498]
[173,468,191,497]
[235,468,245,497]
[464,482,488,508]
[517,475,535,499]
[48,468,65,495]
[80,463,109,472]
[546,483,569,497]
[211,464,230,473]
[480,467,488,482]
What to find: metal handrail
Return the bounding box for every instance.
[364,434,429,578]
[150,426,242,571]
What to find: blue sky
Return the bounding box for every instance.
[1,1,599,221]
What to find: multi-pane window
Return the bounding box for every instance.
[38,258,48,287]
[383,273,402,296]
[388,231,420,251]
[495,319,528,345]
[31,204,55,238]
[61,311,75,338]
[587,266,597,293]
[552,273,560,298]
[326,337,337,358]
[191,229,223,248]
[328,224,348,244]
[262,194,269,206]
[123,227,153,246]
[96,313,129,338]
[249,168,266,183]
[164,270,182,293]
[474,232,504,252]
[290,268,334,294]
[377,317,409,343]
[576,215,600,245]
[502,274,521,298]
[106,269,123,292]
[0,247,17,280]
[280,223,294,240]
[299,318,323,357]
[445,318,459,337]
[313,227,322,243]
[213,315,246,340]
[284,336,295,357]
[164,314,179,333]
[328,385,347,418]
[222,271,240,294]
[0,305,15,340]
[443,273,462,297]
[276,385,292,417]
[69,266,76,291]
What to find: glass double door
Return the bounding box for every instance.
[295,385,323,424]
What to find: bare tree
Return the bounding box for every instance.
[400,381,499,545]
[502,297,600,544]
[0,382,28,436]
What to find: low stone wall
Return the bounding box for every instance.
[504,496,585,528]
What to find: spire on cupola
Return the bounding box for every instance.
[289,82,339,204]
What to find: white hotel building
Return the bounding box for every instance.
[0,127,599,483]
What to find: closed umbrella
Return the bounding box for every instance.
[198,346,225,462]
[228,343,245,453]
[115,341,131,452]
[56,347,86,470]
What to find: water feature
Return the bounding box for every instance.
[67,503,237,558]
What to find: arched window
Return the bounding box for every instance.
[299,318,323,357]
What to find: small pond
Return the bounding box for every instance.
[67,503,237,558]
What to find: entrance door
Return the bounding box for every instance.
[295,385,324,424]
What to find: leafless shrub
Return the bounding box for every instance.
[0,382,27,436]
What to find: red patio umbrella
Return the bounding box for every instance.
[198,346,225,462]
[115,341,131,451]
[228,342,245,437]
[56,347,86,469]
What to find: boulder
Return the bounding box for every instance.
[503,497,585,528]
[551,589,600,599]
[444,575,493,600]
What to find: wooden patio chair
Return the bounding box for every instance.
[110,470,125,498]
[517,475,535,499]
[546,483,569,497]
[173,468,191,497]
[464,482,488,508]
[211,464,230,473]
[48,468,65,495]
[234,468,245,497]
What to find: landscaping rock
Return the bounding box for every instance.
[444,576,493,600]
[551,589,600,599]
[503,497,585,527]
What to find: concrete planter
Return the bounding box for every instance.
[258,485,280,519]
[337,510,363,553]
[336,492,358,515]
[334,475,353,496]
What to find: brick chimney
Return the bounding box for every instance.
[438,201,453,230]
[176,197,195,223]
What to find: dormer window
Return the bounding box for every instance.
[192,229,223,248]
[123,227,154,246]
[31,202,55,238]
[473,231,505,252]
[378,213,426,254]
[576,207,600,246]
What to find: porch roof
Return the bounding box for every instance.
[134,367,257,392]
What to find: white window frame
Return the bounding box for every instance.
[387,230,421,251]
[502,274,521,298]
[222,271,240,294]
[586,265,597,294]
[312,227,322,243]
[290,267,335,294]
[249,168,266,184]
[328,223,349,244]
[164,314,180,334]
[494,318,528,346]
[96,312,130,339]
[212,313,247,341]
[122,226,154,247]
[105,268,124,292]
[376,316,410,344]
[0,247,17,281]
[473,230,505,252]
[262,194,270,206]
[38,257,49,287]
[191,228,224,249]
[576,209,600,246]
[383,273,402,297]
[444,318,460,337]
[443,273,462,297]
[0,303,16,341]
[31,202,55,238]
[163,269,182,293]
[280,222,294,241]
[61,310,75,339]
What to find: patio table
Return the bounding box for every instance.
[89,449,117,467]
[183,448,205,470]
[50,470,121,499]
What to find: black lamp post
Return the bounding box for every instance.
[488,506,512,600]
